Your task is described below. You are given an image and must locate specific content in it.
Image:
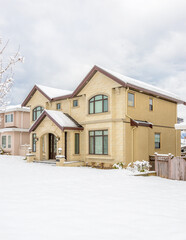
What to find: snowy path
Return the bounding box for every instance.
[0,156,186,240]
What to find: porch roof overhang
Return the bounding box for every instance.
[175,122,186,130]
[29,110,84,133]
[130,118,153,128]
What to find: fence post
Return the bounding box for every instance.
[168,153,172,179]
[154,152,158,176]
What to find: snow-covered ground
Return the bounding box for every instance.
[0,156,186,240]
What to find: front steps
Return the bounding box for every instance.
[33,160,85,167]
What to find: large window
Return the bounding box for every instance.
[155,133,160,149]
[89,130,108,155]
[32,133,36,152]
[89,95,108,114]
[8,136,11,148]
[2,136,6,148]
[128,93,135,107]
[33,106,44,121]
[5,114,13,123]
[75,133,80,154]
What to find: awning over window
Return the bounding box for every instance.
[130,119,153,128]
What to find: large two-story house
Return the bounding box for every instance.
[22,65,185,167]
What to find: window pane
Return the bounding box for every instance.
[95,136,102,154]
[95,95,102,100]
[103,95,108,99]
[103,130,108,135]
[103,99,108,112]
[95,131,102,135]
[75,133,79,154]
[89,136,94,154]
[89,102,94,114]
[89,131,94,136]
[90,97,94,102]
[128,93,134,107]
[73,100,78,107]
[32,134,36,152]
[104,136,108,154]
[8,136,11,148]
[2,136,6,148]
[95,101,102,113]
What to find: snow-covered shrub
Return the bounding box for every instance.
[127,160,151,172]
[113,162,125,169]
[0,148,4,154]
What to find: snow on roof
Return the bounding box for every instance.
[0,104,30,113]
[100,66,184,102]
[45,110,78,128]
[36,84,72,99]
[175,122,186,130]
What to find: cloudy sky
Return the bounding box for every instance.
[1,0,186,119]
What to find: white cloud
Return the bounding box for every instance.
[1,0,186,119]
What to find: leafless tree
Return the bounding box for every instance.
[0,37,24,107]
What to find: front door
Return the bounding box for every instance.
[49,133,57,159]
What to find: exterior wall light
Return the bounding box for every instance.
[58,147,62,155]
[56,137,60,142]
[28,147,32,153]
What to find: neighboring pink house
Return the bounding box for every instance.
[0,105,30,156]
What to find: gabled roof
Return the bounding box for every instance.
[72,65,186,104]
[22,84,72,107]
[29,110,83,133]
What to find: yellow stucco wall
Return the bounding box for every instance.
[25,71,181,166]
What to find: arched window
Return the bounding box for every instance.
[89,95,108,114]
[33,106,44,121]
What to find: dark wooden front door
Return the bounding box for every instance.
[49,133,57,159]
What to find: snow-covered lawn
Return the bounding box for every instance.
[0,156,186,240]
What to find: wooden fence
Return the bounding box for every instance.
[150,153,186,181]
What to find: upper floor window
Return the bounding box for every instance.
[33,106,44,121]
[149,98,153,111]
[5,114,13,123]
[128,93,135,107]
[155,133,160,149]
[89,95,108,114]
[56,103,61,110]
[73,100,78,107]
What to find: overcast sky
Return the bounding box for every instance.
[1,0,186,119]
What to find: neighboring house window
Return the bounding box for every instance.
[2,136,6,148]
[32,133,36,152]
[149,98,153,111]
[89,95,108,114]
[5,114,13,123]
[73,100,78,107]
[128,93,135,107]
[33,106,44,121]
[89,130,108,155]
[75,133,80,154]
[56,103,61,110]
[155,133,160,149]
[8,136,11,148]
